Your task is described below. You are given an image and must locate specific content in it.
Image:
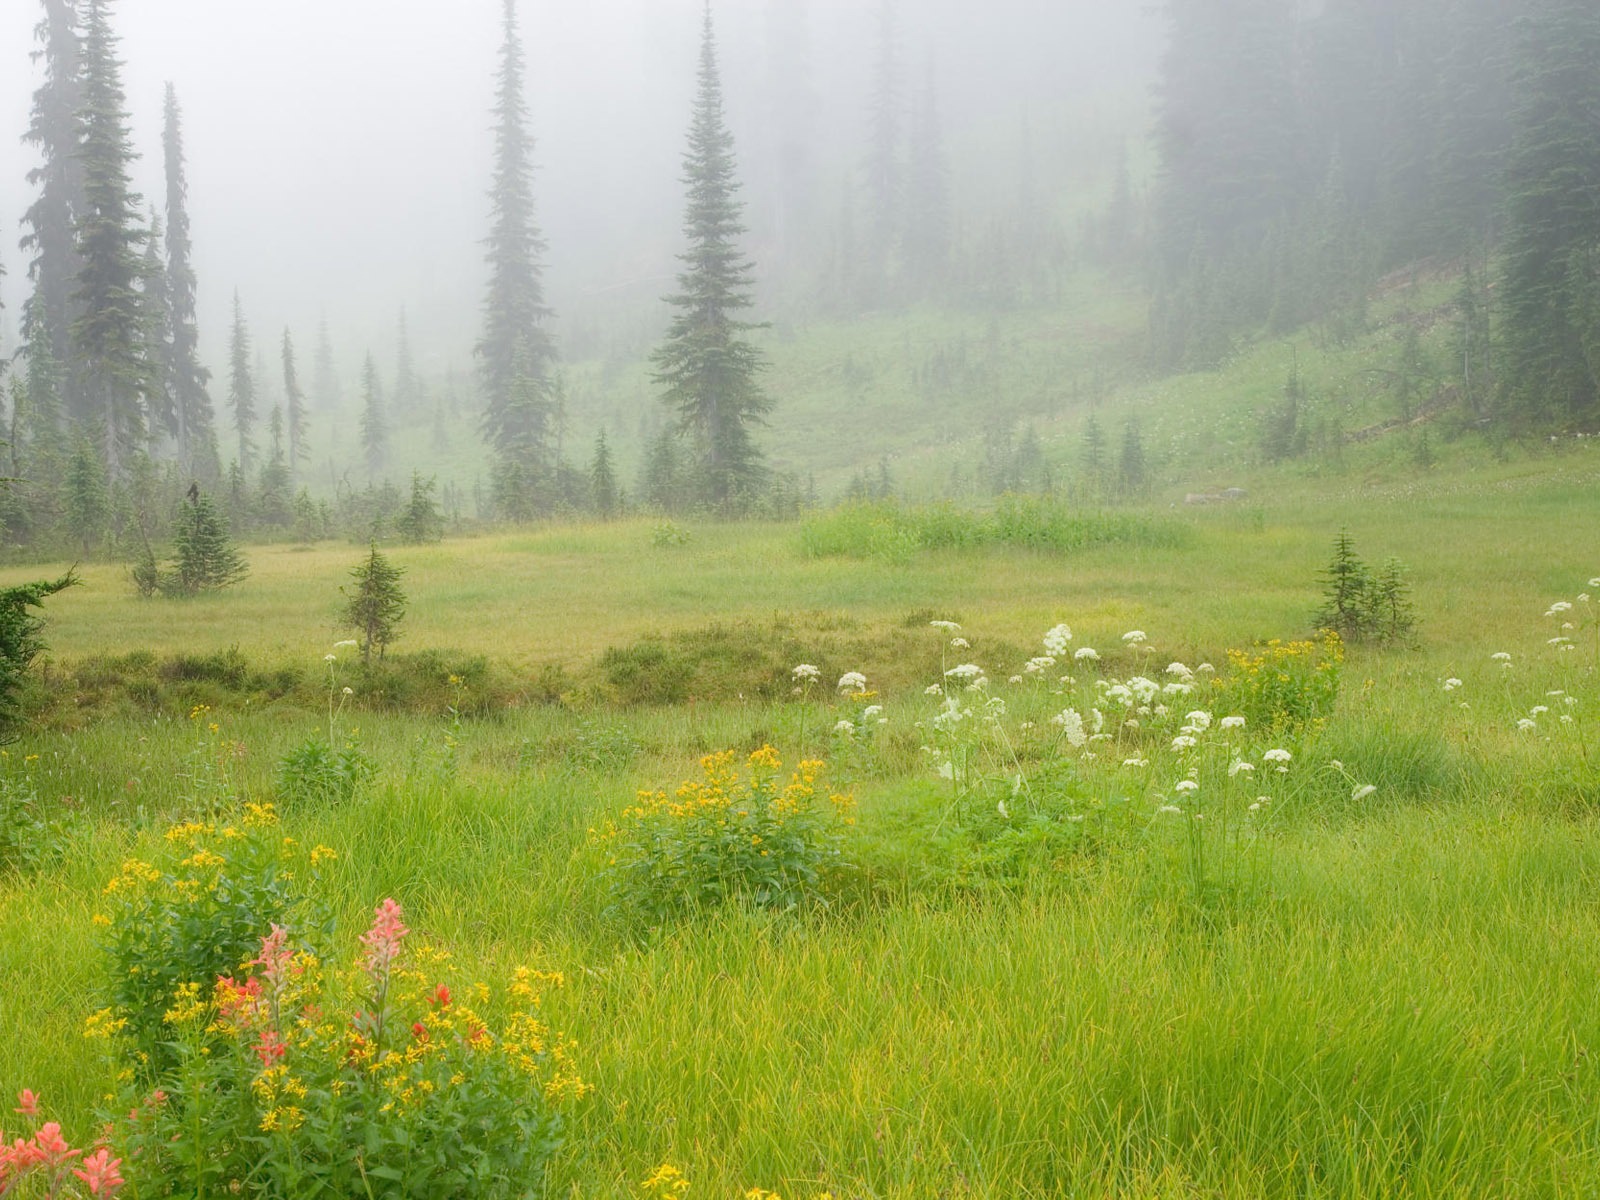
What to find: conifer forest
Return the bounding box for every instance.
[0,2,1598,1197]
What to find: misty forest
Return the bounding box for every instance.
[0,0,1598,1195]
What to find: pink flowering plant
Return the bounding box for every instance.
[92,897,586,1200]
[0,1090,123,1200]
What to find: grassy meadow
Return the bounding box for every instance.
[2,446,1599,1197]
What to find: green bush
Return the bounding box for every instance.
[277,736,377,807]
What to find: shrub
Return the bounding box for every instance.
[1314,529,1417,645]
[1214,632,1343,734]
[98,804,324,1069]
[0,573,77,742]
[276,736,376,808]
[97,900,582,1200]
[163,493,248,596]
[594,747,854,923]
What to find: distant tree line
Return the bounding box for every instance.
[1149,0,1600,431]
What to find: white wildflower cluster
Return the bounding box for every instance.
[944,663,988,691]
[1122,630,1148,647]
[1443,677,1463,692]
[1074,647,1100,663]
[792,663,821,682]
[1023,656,1057,675]
[929,620,962,633]
[838,671,868,693]
[1052,707,1087,749]
[1043,624,1072,657]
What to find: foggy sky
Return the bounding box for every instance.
[0,0,1159,389]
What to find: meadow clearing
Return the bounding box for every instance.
[1,459,1598,1198]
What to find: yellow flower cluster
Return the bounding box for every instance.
[640,1163,691,1200]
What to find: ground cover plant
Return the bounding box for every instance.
[0,472,1598,1198]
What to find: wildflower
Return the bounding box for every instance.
[837,671,868,692]
[949,637,970,649]
[1122,630,1147,645]
[1517,718,1537,732]
[14,1089,38,1117]
[944,664,984,684]
[1074,647,1100,662]
[73,1148,124,1198]
[791,664,820,681]
[1443,678,1463,691]
[1590,578,1600,589]
[251,925,294,990]
[1170,734,1197,751]
[360,898,409,977]
[929,620,962,632]
[1184,710,1212,731]
[1531,705,1549,717]
[1351,784,1377,801]
[1263,748,1292,765]
[1175,780,1199,794]
[1229,760,1255,777]
[1165,662,1193,678]
[641,1163,692,1200]
[997,799,1010,820]
[1157,805,1183,815]
[832,720,854,736]
[1219,715,1245,730]
[341,686,354,696]
[862,705,884,722]
[1491,652,1512,663]
[253,1029,288,1067]
[924,683,943,696]
[1197,662,1215,674]
[1546,601,1573,616]
[1043,623,1072,656]
[1023,656,1056,674]
[1122,758,1148,768]
[1052,708,1087,748]
[323,653,337,663]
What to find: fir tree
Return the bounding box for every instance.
[166,487,247,595]
[1117,416,1148,498]
[0,571,77,742]
[862,0,903,298]
[19,0,86,395]
[393,307,421,415]
[257,405,291,529]
[589,428,619,519]
[137,212,175,448]
[62,432,108,555]
[902,65,951,299]
[342,543,406,663]
[358,352,387,476]
[477,0,558,504]
[281,328,309,482]
[1498,0,1600,425]
[312,315,341,411]
[72,0,148,480]
[651,7,772,514]
[394,472,443,544]
[162,85,219,481]
[226,292,256,472]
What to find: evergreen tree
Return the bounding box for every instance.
[62,432,109,555]
[393,307,421,415]
[477,0,558,504]
[638,426,685,514]
[166,488,247,595]
[1498,0,1600,425]
[1080,413,1107,499]
[902,65,951,299]
[162,84,219,481]
[137,212,175,448]
[342,543,406,663]
[226,292,256,472]
[281,328,309,482]
[72,0,148,480]
[394,471,443,544]
[19,0,86,395]
[1117,416,1148,498]
[312,315,341,411]
[589,428,619,519]
[358,352,387,476]
[651,7,772,514]
[0,571,77,742]
[256,405,291,529]
[862,0,903,298]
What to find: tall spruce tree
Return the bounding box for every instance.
[162,84,219,481]
[226,292,256,471]
[281,329,308,482]
[651,5,772,513]
[1499,0,1600,425]
[477,0,558,513]
[358,352,387,476]
[137,212,175,449]
[393,307,421,415]
[72,0,148,480]
[312,315,341,411]
[862,0,903,299]
[589,428,619,519]
[19,0,86,395]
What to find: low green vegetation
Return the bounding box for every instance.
[0,464,1597,1197]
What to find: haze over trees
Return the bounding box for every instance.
[0,0,1594,559]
